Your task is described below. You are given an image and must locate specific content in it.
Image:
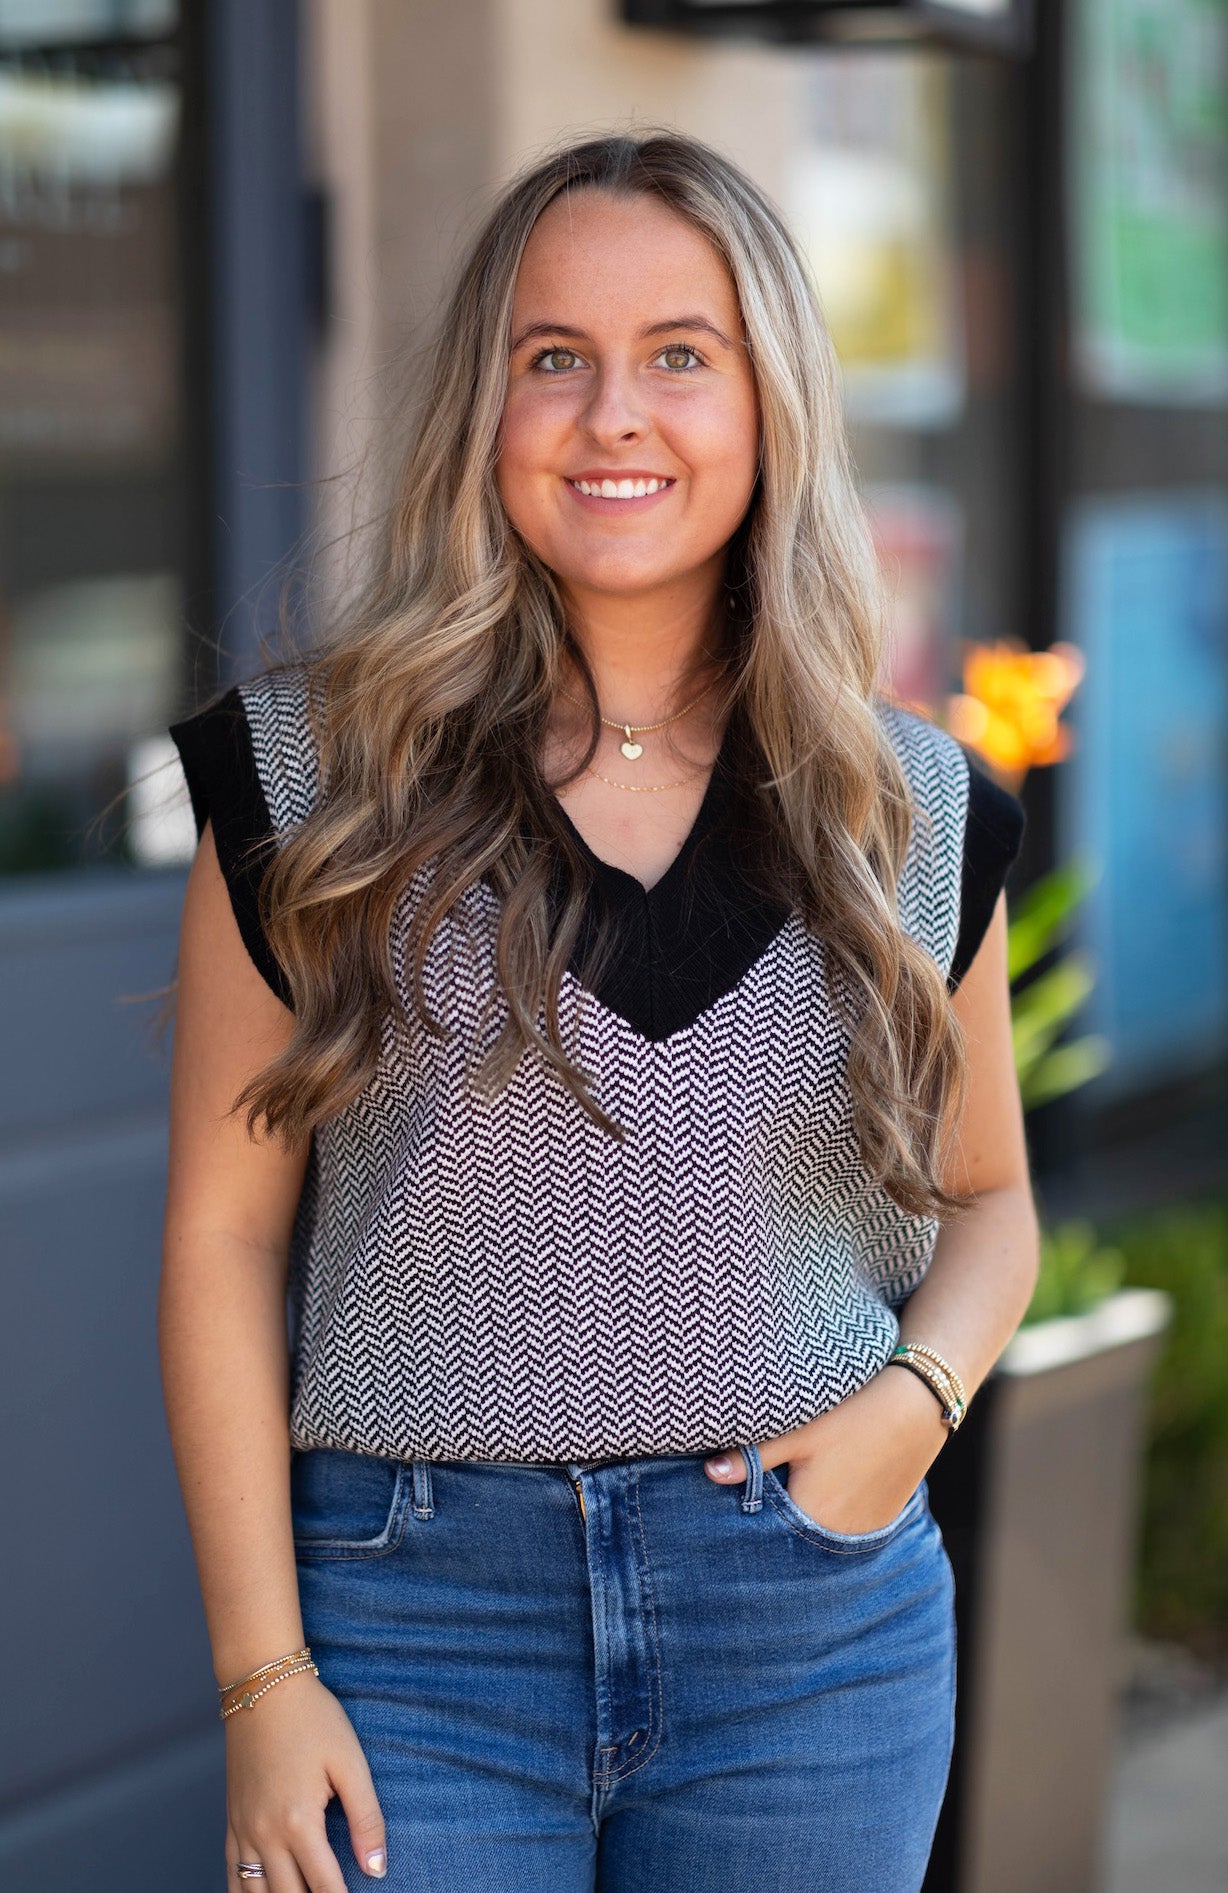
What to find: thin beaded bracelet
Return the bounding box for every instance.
[217,1646,312,1699]
[220,1659,319,1720]
[898,1342,968,1407]
[889,1346,967,1432]
[892,1340,967,1407]
[895,1343,966,1413]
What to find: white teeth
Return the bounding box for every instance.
[571,477,669,499]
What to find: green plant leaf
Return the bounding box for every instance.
[1088,1199,1228,1650]
[1023,1217,1127,1323]
[1007,859,1100,983]
[1011,955,1098,1064]
[1019,1035,1113,1108]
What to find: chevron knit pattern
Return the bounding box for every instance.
[241,673,971,1464]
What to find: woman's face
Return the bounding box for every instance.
[496,189,760,615]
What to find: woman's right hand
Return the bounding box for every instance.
[223,1676,388,1889]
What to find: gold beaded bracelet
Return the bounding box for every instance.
[217,1646,313,1699]
[219,1659,319,1720]
[898,1342,967,1408]
[889,1343,968,1432]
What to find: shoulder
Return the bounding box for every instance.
[234,665,323,831]
[169,682,270,862]
[950,747,1027,989]
[168,667,322,1008]
[874,695,970,818]
[873,697,969,974]
[872,696,1027,988]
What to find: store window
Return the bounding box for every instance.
[787,46,1023,713]
[0,0,193,873]
[1059,0,1228,1104]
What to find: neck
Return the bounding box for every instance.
[560,572,728,724]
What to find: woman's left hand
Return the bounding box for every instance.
[703,1361,950,1535]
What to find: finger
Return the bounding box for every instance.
[256,1845,311,1893]
[702,1448,747,1482]
[330,1745,389,1879]
[229,1834,271,1888]
[294,1835,352,1893]
[225,1828,244,1883]
[278,1802,350,1893]
[230,1835,301,1893]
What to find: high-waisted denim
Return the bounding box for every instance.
[292,1439,957,1892]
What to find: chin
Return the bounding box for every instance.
[550,549,704,598]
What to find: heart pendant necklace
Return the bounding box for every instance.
[559,676,718,765]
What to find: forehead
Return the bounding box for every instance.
[511,188,741,331]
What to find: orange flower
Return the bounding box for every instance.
[947,639,1084,790]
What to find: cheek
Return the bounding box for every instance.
[495,411,543,540]
[495,395,568,526]
[684,395,759,513]
[495,397,533,485]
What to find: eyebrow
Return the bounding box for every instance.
[510,315,736,351]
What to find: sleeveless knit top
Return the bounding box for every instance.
[170,672,1025,1466]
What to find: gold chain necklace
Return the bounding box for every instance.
[584,765,703,793]
[558,677,716,761]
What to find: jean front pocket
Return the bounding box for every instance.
[291,1446,410,1561]
[760,1459,928,1555]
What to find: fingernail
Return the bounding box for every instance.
[705,1455,733,1478]
[365,1850,387,1878]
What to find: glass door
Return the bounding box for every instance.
[0,0,195,873]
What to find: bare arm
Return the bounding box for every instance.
[160,821,388,1886]
[160,817,310,1681]
[895,886,1041,1390]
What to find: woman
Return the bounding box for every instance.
[164,132,1038,1893]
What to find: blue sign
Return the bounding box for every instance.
[1060,493,1228,1096]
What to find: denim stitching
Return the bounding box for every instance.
[412,1456,435,1520]
[761,1469,925,1555]
[292,1462,410,1562]
[594,1480,618,1784]
[739,1439,764,1513]
[608,1464,664,1783]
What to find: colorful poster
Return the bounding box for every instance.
[789,53,966,428]
[1069,0,1228,402]
[1058,494,1228,1096]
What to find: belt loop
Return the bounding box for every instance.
[411,1456,435,1519]
[739,1440,764,1514]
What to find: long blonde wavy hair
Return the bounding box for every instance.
[238,130,972,1221]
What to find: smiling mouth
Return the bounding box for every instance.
[567,476,675,500]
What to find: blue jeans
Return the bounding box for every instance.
[292,1439,957,1891]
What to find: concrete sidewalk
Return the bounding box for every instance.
[1104,1683,1228,1891]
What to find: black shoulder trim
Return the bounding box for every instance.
[948,754,1027,992]
[169,687,293,1008]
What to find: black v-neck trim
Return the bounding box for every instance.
[541,725,793,1043]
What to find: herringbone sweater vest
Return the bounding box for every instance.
[171,673,1025,1464]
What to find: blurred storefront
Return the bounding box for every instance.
[1,0,1223,1881]
[0,0,309,1879]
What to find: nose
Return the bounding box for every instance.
[580,363,649,449]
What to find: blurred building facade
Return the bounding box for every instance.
[1,0,1223,1881]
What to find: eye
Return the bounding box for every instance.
[655,342,705,372]
[529,345,583,374]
